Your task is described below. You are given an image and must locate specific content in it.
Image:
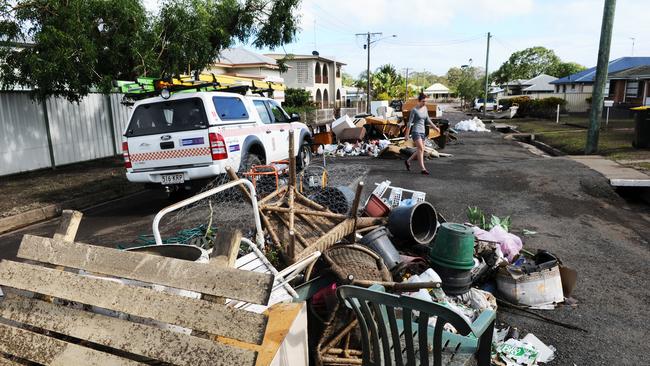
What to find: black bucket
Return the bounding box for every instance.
[359,227,401,270]
[432,263,472,296]
[388,201,438,245]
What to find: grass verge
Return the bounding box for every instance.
[0,157,141,218]
[514,118,650,161]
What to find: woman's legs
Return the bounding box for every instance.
[414,138,426,171]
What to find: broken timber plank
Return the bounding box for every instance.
[210,229,242,268]
[0,358,21,366]
[207,229,243,304]
[0,322,142,366]
[52,209,83,242]
[0,293,257,366]
[18,235,273,305]
[0,260,267,344]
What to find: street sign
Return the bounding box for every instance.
[603,100,614,107]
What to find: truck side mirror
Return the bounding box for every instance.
[289,113,301,122]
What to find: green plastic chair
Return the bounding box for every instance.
[336,285,495,366]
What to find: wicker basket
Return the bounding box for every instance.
[323,244,392,283]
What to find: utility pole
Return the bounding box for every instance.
[483,32,491,117]
[586,0,616,154]
[356,32,383,114]
[404,68,409,101]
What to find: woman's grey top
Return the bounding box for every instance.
[408,106,432,134]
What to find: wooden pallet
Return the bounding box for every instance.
[0,213,278,366]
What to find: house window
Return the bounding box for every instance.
[336,66,341,78]
[570,84,576,90]
[563,85,566,93]
[315,89,322,107]
[315,62,322,84]
[323,64,329,84]
[296,61,308,83]
[626,81,639,98]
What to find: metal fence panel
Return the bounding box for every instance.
[110,93,133,152]
[46,94,114,166]
[0,92,51,175]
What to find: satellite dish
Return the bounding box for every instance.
[312,51,319,56]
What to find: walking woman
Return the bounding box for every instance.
[404,93,439,175]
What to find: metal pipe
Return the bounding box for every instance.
[152,178,264,247]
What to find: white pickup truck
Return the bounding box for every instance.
[122,91,312,196]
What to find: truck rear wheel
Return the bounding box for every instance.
[239,153,262,173]
[296,143,311,171]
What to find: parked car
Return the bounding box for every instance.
[122,91,312,196]
[472,98,502,111]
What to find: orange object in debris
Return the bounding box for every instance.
[243,161,289,191]
[403,99,438,121]
[365,194,391,217]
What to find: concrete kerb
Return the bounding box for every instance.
[503,132,566,157]
[0,187,145,234]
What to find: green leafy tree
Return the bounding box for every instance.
[446,66,483,105]
[492,46,562,84]
[549,61,586,78]
[408,71,448,90]
[0,0,301,102]
[341,72,355,87]
[371,64,403,99]
[284,88,312,107]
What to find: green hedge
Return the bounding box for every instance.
[501,96,567,118]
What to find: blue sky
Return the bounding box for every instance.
[251,0,650,78]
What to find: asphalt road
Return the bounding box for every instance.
[1,109,648,365]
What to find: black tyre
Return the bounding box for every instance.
[296,143,312,171]
[167,186,189,201]
[238,153,262,173]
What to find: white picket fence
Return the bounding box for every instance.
[500,92,591,113]
[0,92,132,176]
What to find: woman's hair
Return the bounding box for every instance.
[417,92,427,102]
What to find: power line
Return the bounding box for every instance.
[383,34,484,47]
[311,2,357,30]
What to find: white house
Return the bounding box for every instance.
[423,83,450,99]
[266,52,346,108]
[343,86,365,105]
[206,47,285,83]
[521,74,557,94]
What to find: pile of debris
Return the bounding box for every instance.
[237,131,575,364]
[311,99,459,159]
[93,132,575,365]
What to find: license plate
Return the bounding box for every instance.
[161,173,184,185]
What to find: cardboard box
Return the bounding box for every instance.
[337,127,366,143]
[313,132,335,150]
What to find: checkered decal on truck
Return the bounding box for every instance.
[130,147,211,162]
